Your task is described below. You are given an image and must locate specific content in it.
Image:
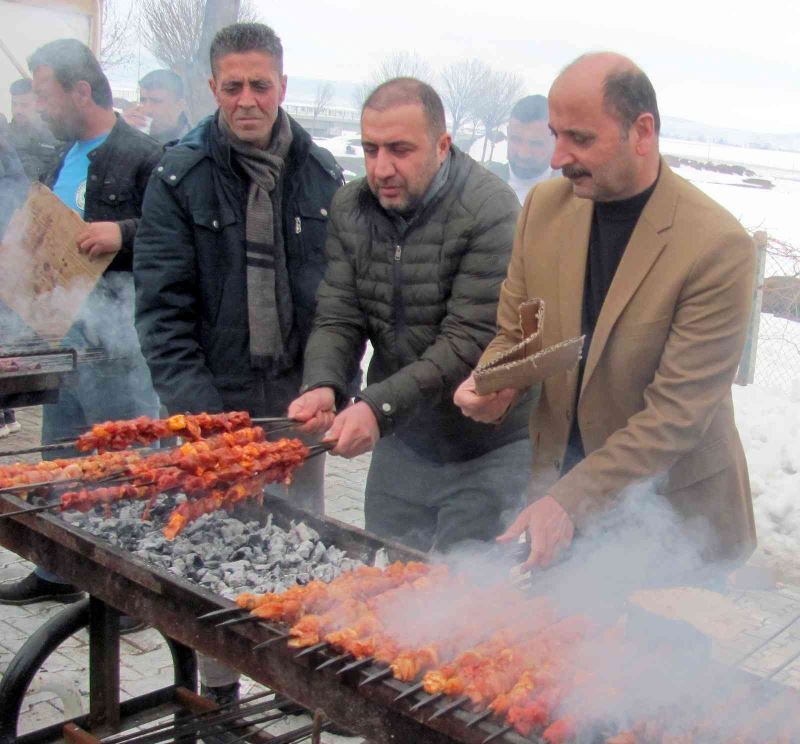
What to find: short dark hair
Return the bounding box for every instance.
[510,94,548,123]
[28,39,113,108]
[210,23,283,76]
[603,69,660,135]
[363,77,446,138]
[139,69,184,99]
[10,78,32,96]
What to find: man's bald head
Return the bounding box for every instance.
[555,52,660,137]
[363,77,446,139]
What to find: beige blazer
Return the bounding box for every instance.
[480,161,756,562]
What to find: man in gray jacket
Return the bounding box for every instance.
[289,78,532,553]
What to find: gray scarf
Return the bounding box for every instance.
[219,109,294,370]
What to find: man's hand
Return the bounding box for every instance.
[454,374,517,424]
[498,496,574,570]
[77,222,122,259]
[287,387,336,434]
[323,401,380,458]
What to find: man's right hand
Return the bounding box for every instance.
[454,374,517,423]
[287,387,336,434]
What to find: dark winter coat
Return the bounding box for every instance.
[134,112,344,417]
[41,114,163,273]
[301,147,531,463]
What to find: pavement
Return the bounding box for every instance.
[2,406,800,739]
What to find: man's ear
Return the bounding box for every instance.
[208,75,219,103]
[436,132,452,164]
[633,113,656,156]
[73,80,93,107]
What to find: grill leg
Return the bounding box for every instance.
[89,596,120,731]
[164,636,197,692]
[0,598,90,744]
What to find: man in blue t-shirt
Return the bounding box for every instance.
[0,40,162,608]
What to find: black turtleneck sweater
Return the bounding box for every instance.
[561,176,659,476]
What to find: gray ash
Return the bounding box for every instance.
[60,494,363,598]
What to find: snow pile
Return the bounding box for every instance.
[733,383,800,575]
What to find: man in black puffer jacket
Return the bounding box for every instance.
[290,78,534,553]
[134,23,344,517]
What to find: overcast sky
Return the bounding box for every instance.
[251,0,800,135]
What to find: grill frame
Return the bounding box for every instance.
[0,492,537,744]
[0,348,77,408]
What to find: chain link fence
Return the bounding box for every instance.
[737,231,800,398]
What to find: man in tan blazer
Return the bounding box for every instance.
[455,52,756,569]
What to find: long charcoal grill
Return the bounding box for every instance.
[0,491,551,744]
[1,488,798,744]
[0,348,77,409]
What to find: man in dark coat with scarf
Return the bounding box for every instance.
[133,22,343,704]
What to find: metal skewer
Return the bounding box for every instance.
[315,652,351,671]
[294,641,328,658]
[252,631,291,650]
[481,724,514,743]
[409,693,444,712]
[197,606,244,621]
[429,695,471,720]
[336,656,374,675]
[466,709,493,727]
[394,680,425,701]
[359,666,393,686]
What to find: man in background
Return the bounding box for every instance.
[7,77,57,181]
[124,69,191,144]
[0,39,161,607]
[486,94,554,204]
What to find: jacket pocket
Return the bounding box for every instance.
[661,437,735,492]
[292,199,330,263]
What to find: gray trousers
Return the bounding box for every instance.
[365,435,532,553]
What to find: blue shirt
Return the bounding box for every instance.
[52,132,110,217]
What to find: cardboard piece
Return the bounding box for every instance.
[473,298,584,395]
[0,183,113,340]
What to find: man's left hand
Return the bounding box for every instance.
[323,401,380,458]
[497,495,574,570]
[77,222,122,259]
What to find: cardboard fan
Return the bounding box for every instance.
[473,298,584,395]
[0,183,113,340]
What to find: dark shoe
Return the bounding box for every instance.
[119,615,147,635]
[0,571,84,605]
[200,682,240,708]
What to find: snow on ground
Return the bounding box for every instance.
[733,383,800,579]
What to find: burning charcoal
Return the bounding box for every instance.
[229,545,254,561]
[292,522,319,543]
[296,540,314,560]
[323,545,345,566]
[312,564,335,583]
[310,541,326,563]
[340,558,360,572]
[281,552,303,568]
[296,571,311,585]
[220,521,245,541]
[172,558,187,575]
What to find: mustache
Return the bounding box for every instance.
[562,165,591,179]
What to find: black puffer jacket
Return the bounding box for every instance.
[302,147,531,463]
[42,114,162,273]
[134,112,344,417]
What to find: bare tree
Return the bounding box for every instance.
[312,81,335,123]
[352,50,435,112]
[439,58,490,138]
[373,50,433,84]
[99,0,135,72]
[472,70,524,162]
[140,0,256,120]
